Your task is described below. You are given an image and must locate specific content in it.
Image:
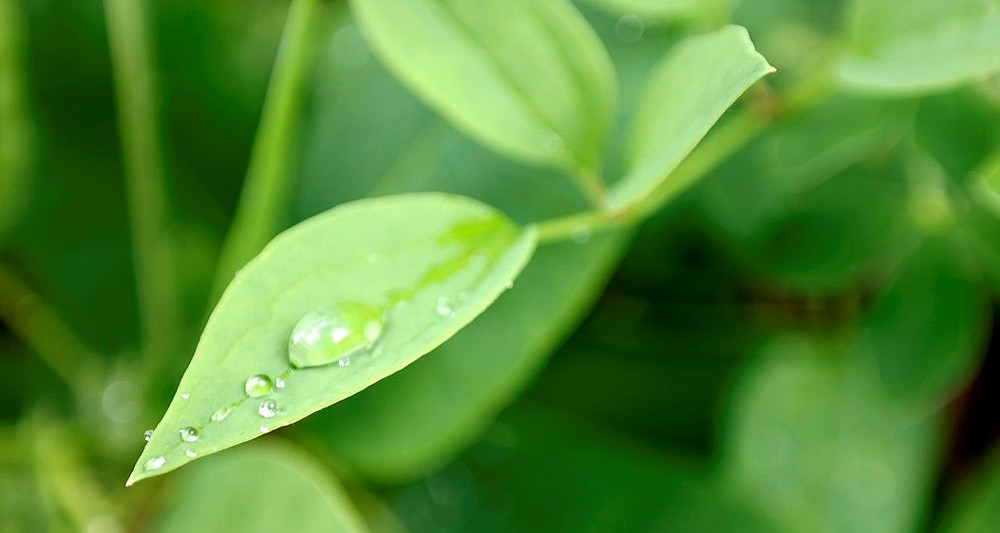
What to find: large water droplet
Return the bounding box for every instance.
[178,427,199,443]
[288,303,384,368]
[144,456,166,471]
[258,399,278,418]
[143,429,153,442]
[210,406,232,422]
[244,374,274,398]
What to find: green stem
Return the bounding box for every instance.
[104,0,179,371]
[574,166,609,208]
[533,210,627,245]
[0,0,36,238]
[0,263,104,399]
[535,67,837,244]
[209,0,323,303]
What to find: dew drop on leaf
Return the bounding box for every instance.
[178,427,199,443]
[144,456,166,471]
[185,449,197,458]
[143,429,153,442]
[210,406,232,423]
[258,399,278,418]
[274,377,286,389]
[435,297,454,317]
[338,356,351,367]
[288,303,385,369]
[244,374,274,398]
[570,225,592,244]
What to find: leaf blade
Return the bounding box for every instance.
[840,0,1000,94]
[349,0,617,170]
[128,193,537,485]
[608,25,773,211]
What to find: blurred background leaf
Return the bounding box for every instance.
[154,443,367,533]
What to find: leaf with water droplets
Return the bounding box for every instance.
[128,193,536,485]
[349,0,617,171]
[607,25,773,211]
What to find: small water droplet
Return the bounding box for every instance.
[504,280,514,290]
[244,374,274,398]
[288,303,385,369]
[180,392,190,400]
[338,356,351,367]
[274,377,286,389]
[144,456,166,471]
[143,429,153,442]
[210,406,232,422]
[258,399,278,418]
[571,225,592,244]
[436,296,454,317]
[185,449,197,458]
[615,14,645,43]
[542,132,566,154]
[178,427,199,443]
[259,426,270,433]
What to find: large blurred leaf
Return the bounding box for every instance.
[938,450,1000,533]
[582,0,734,25]
[861,238,990,406]
[721,336,941,533]
[0,0,35,244]
[130,194,536,485]
[608,25,773,210]
[840,0,1000,95]
[388,407,773,532]
[350,0,617,171]
[155,444,367,533]
[694,94,912,242]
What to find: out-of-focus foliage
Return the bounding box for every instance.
[1,0,999,531]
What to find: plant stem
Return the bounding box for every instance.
[0,263,103,399]
[535,68,837,244]
[573,166,609,207]
[104,0,179,371]
[209,0,323,303]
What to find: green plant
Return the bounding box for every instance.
[2,0,1000,531]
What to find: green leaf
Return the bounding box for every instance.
[582,0,734,25]
[861,238,990,406]
[721,336,941,533]
[305,234,625,482]
[938,450,1000,533]
[349,0,617,171]
[607,25,773,211]
[840,0,1000,95]
[154,444,367,533]
[128,193,537,485]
